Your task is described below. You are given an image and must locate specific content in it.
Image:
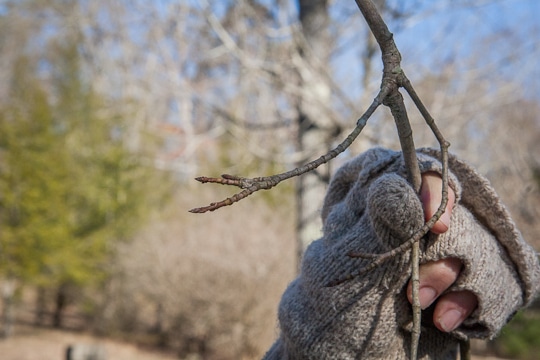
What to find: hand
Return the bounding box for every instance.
[406,172,478,332]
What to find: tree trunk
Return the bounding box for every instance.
[35,286,47,326]
[295,0,333,269]
[53,284,68,328]
[1,279,16,338]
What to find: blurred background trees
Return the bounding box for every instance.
[0,0,171,338]
[0,0,538,359]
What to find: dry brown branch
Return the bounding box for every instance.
[191,0,455,358]
[353,2,450,358]
[189,88,386,213]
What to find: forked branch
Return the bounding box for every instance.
[191,1,456,359]
[189,88,387,213]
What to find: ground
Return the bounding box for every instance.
[0,326,176,360]
[0,326,509,360]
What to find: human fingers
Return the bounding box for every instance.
[420,172,456,234]
[433,290,478,332]
[407,258,462,309]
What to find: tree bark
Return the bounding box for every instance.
[1,279,16,338]
[53,284,68,328]
[35,286,47,326]
[295,0,332,268]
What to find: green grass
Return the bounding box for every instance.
[493,310,540,360]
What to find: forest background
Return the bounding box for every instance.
[0,0,539,359]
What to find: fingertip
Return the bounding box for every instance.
[420,172,455,234]
[436,309,465,332]
[406,281,413,303]
[420,172,441,217]
[433,187,456,234]
[433,291,478,333]
[430,212,450,234]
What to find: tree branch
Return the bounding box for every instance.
[191,1,456,358]
[189,87,388,213]
[352,1,451,359]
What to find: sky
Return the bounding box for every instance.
[329,0,540,101]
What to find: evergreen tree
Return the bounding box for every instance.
[0,39,169,332]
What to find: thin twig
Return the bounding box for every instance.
[386,81,422,360]
[189,87,388,213]
[193,1,455,359]
[326,185,449,287]
[459,339,471,360]
[383,83,423,360]
[353,1,424,358]
[329,77,451,358]
[401,74,462,358]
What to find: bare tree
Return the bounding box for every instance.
[110,189,296,358]
[294,0,334,266]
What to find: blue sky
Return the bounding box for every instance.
[326,1,539,106]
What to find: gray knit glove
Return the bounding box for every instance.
[264,148,540,360]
